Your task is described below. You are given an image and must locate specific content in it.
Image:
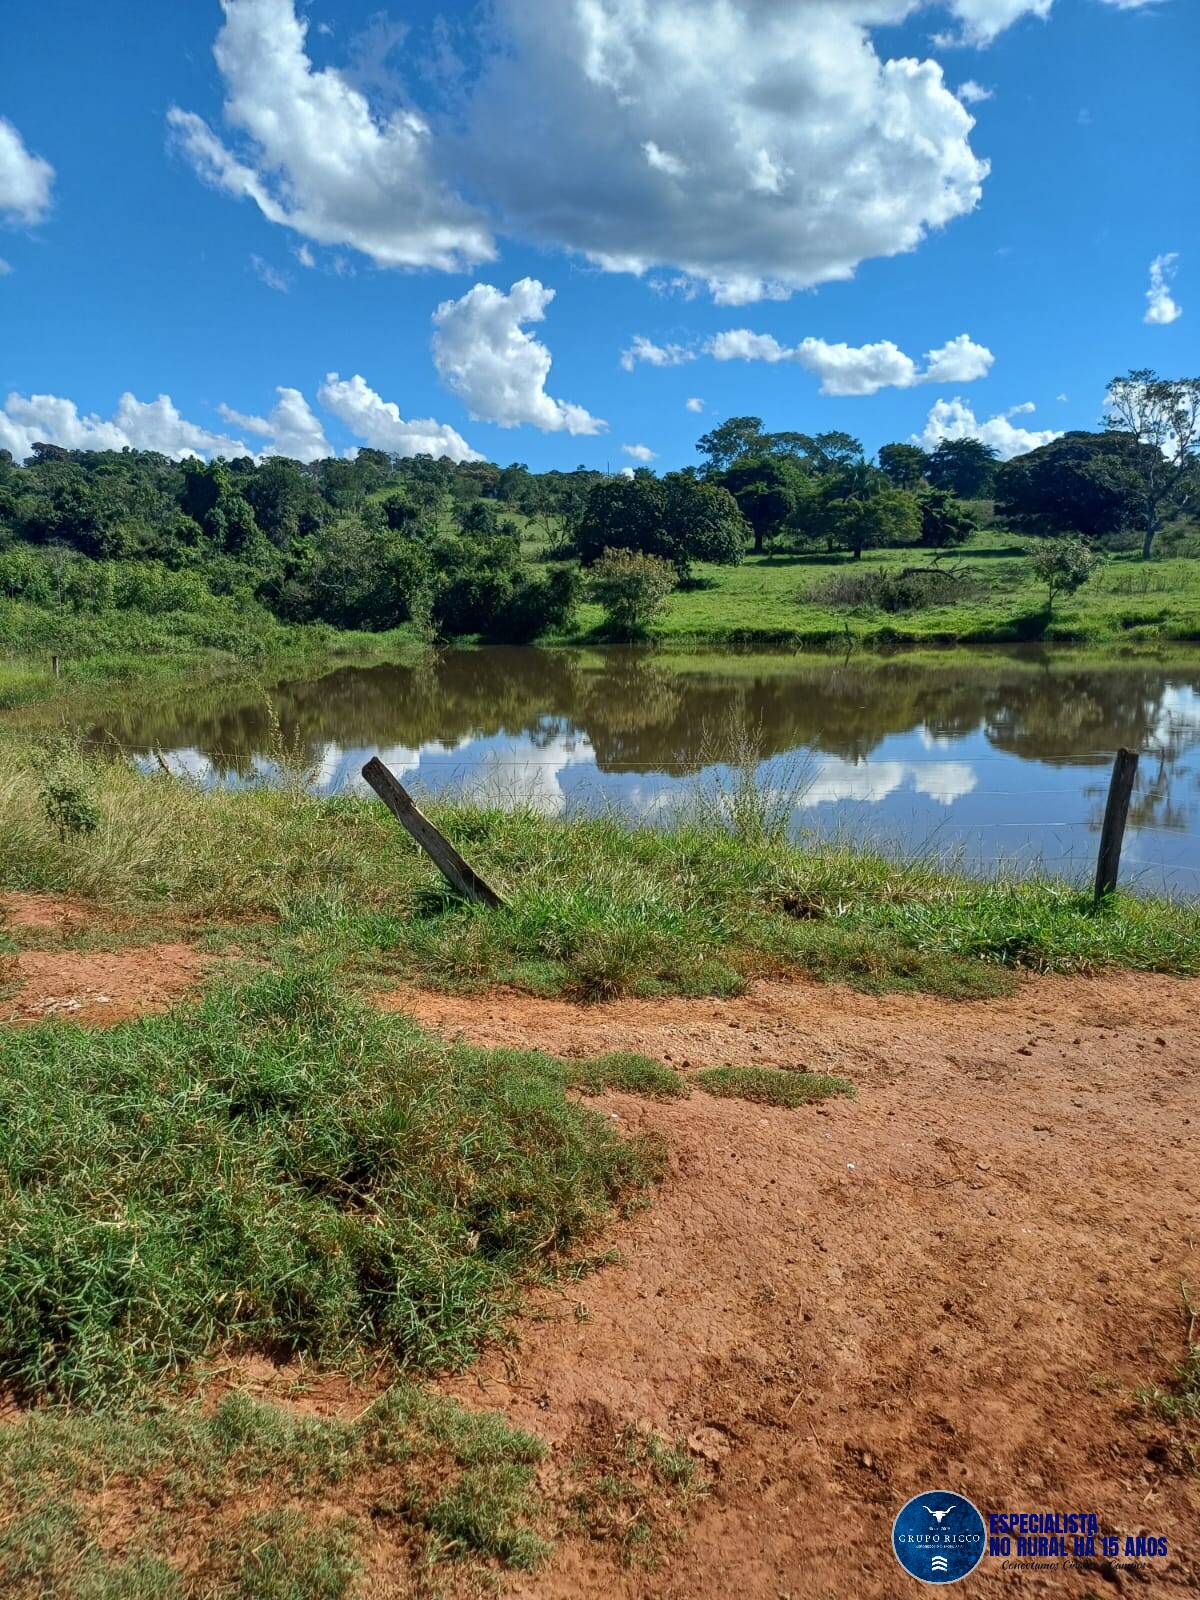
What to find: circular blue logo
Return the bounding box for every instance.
[892,1490,986,1584]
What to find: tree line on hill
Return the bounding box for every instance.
[0,368,1195,646]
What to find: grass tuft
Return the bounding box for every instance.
[1137,1288,1200,1436]
[565,1052,689,1100]
[566,1424,707,1567]
[694,1066,854,1108]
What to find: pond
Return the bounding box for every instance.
[90,647,1200,895]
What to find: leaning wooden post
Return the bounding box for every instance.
[361,757,508,910]
[1093,747,1139,906]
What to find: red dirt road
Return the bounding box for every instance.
[389,974,1200,1598]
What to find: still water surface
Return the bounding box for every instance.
[93,647,1200,894]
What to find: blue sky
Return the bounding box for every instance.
[1,0,1196,472]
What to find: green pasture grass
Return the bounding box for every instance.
[0,970,663,1404]
[562,535,1200,649]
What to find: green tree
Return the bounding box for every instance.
[719,456,805,554]
[695,416,765,473]
[817,469,920,560]
[803,431,865,475]
[917,487,977,549]
[926,437,999,499]
[1104,369,1200,558]
[878,443,929,488]
[1028,536,1101,614]
[456,500,518,541]
[576,473,745,578]
[994,431,1160,542]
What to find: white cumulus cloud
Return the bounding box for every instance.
[0,116,54,225]
[622,443,657,462]
[431,278,606,435]
[461,0,993,304]
[913,397,1062,459]
[795,338,921,395]
[706,329,993,394]
[168,0,492,272]
[686,397,705,413]
[1145,253,1182,325]
[932,0,1053,46]
[920,333,996,383]
[0,391,250,463]
[957,80,994,103]
[217,387,330,461]
[318,371,483,462]
[620,336,697,372]
[172,0,1137,301]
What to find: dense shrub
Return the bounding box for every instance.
[588,548,677,637]
[812,564,980,613]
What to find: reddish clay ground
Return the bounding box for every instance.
[387,974,1200,1599]
[0,891,212,1025]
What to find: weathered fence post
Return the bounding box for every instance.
[51,654,60,678]
[1093,748,1139,906]
[361,757,508,910]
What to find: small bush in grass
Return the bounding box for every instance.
[694,1066,853,1108]
[588,549,677,639]
[1027,536,1102,615]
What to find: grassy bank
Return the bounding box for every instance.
[2,741,1197,1000]
[6,532,1200,715]
[563,537,1200,649]
[0,584,420,713]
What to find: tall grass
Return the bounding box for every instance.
[679,714,816,845]
[0,740,1196,999]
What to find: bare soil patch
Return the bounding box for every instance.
[0,890,215,1026]
[1,944,213,1026]
[0,889,112,934]
[388,974,1200,1598]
